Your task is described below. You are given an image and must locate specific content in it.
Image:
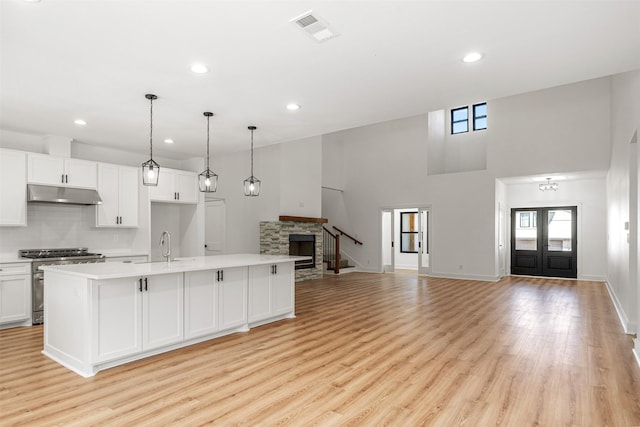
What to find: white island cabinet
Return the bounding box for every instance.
[41,254,305,377]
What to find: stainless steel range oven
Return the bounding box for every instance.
[19,248,105,325]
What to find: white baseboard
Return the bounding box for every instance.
[579,274,607,281]
[633,338,640,370]
[604,280,634,334]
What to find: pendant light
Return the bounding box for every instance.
[243,126,261,196]
[141,94,160,186]
[198,112,218,192]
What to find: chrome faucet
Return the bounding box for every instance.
[160,231,172,263]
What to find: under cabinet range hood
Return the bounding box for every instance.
[27,184,102,205]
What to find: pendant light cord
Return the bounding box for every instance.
[250,127,254,177]
[206,115,210,170]
[149,96,154,160]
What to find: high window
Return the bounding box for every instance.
[451,107,469,134]
[473,103,487,130]
[400,212,419,253]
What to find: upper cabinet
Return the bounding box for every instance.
[27,153,97,189]
[0,149,27,226]
[149,168,198,204]
[95,163,139,228]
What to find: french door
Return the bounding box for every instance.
[511,206,577,278]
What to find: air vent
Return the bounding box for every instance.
[290,11,338,43]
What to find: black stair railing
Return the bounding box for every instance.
[323,226,341,274]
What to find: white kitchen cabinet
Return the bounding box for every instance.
[217,267,247,331]
[96,163,139,227]
[27,153,97,189]
[248,262,294,325]
[149,167,198,204]
[0,262,31,327]
[0,149,27,226]
[93,273,183,363]
[184,270,218,339]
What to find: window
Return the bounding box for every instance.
[518,211,537,229]
[473,103,487,130]
[451,107,469,134]
[400,212,419,253]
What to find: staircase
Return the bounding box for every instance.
[323,226,361,275]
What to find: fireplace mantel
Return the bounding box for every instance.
[279,215,328,224]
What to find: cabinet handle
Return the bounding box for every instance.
[274,265,277,274]
[65,174,69,183]
[138,278,143,292]
[144,277,148,291]
[220,270,224,281]
[216,270,220,282]
[61,174,65,184]
[177,192,180,200]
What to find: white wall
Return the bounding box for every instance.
[280,136,322,218]
[321,76,613,280]
[488,77,611,177]
[607,69,640,334]
[505,177,608,281]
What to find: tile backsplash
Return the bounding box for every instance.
[0,203,139,258]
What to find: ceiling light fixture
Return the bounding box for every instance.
[462,52,483,63]
[164,139,174,144]
[198,112,218,193]
[141,94,160,186]
[243,126,261,197]
[539,177,559,191]
[74,119,87,125]
[286,103,301,111]
[190,64,209,74]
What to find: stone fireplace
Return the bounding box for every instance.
[260,216,325,281]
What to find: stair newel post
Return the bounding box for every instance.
[335,234,340,275]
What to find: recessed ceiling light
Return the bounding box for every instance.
[286,103,301,111]
[190,64,209,74]
[462,52,483,63]
[164,139,174,144]
[74,119,87,125]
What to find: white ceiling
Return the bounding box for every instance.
[1,1,639,160]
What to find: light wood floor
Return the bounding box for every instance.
[1,274,640,426]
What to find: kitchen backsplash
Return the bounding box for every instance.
[0,203,140,258]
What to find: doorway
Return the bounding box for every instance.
[511,206,577,278]
[381,207,430,275]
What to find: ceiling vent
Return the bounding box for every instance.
[290,11,338,43]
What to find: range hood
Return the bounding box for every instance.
[27,184,102,205]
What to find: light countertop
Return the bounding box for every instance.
[40,253,310,280]
[0,257,32,264]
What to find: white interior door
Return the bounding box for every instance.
[205,199,226,254]
[418,208,430,275]
[382,210,394,272]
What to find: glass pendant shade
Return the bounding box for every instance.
[243,176,261,196]
[142,158,160,186]
[141,94,160,186]
[244,125,260,196]
[199,112,218,193]
[199,169,218,192]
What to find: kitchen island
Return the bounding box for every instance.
[40,254,308,377]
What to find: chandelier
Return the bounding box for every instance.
[539,178,559,191]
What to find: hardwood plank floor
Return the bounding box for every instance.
[1,273,639,426]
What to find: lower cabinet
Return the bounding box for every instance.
[184,270,218,339]
[248,262,294,324]
[0,268,31,326]
[217,267,248,331]
[93,273,183,363]
[185,267,248,338]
